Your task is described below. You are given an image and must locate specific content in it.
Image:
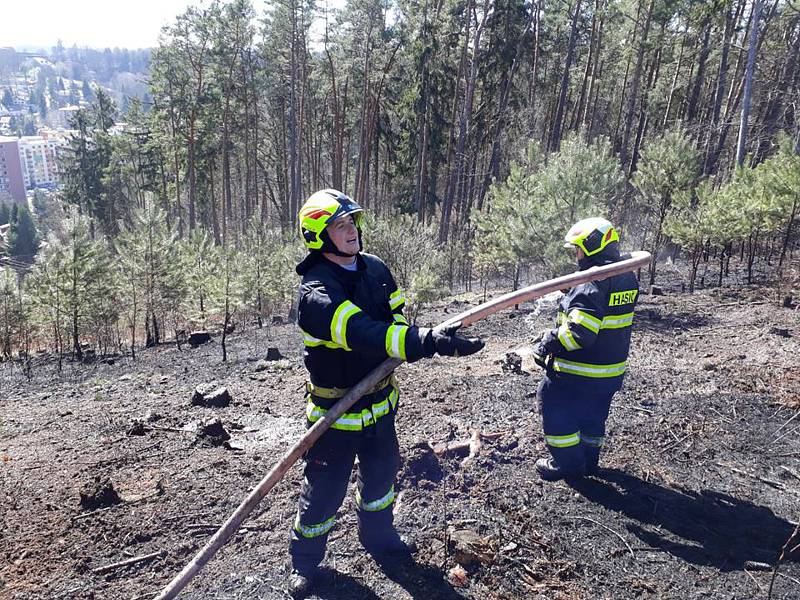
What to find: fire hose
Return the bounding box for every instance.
[155,250,651,599]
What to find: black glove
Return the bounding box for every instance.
[431,322,484,357]
[532,342,551,370]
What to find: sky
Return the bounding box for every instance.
[3,0,201,50]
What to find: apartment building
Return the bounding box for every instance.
[18,134,67,188]
[0,136,26,202]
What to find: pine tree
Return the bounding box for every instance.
[633,128,700,286]
[363,213,447,321]
[475,133,623,282]
[240,218,300,328]
[0,267,25,359]
[181,230,219,329]
[663,183,716,292]
[28,210,115,361]
[26,232,70,366]
[7,203,40,259]
[115,203,186,355]
[211,244,245,362]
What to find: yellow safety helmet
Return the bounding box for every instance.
[298,189,364,251]
[563,217,619,257]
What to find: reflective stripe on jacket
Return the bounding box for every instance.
[541,267,639,384]
[296,252,430,416]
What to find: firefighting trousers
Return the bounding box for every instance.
[537,375,621,473]
[289,399,401,570]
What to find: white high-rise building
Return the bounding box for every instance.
[17,134,67,189]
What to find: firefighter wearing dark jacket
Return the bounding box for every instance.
[532,217,639,482]
[288,189,484,597]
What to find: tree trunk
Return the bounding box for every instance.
[684,19,711,124]
[549,0,583,153]
[620,0,654,172]
[736,0,764,168]
[583,0,604,131]
[288,0,301,224]
[778,197,798,274]
[479,9,534,206]
[440,0,490,243]
[753,19,800,163]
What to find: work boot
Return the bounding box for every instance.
[585,459,600,476]
[360,530,417,560]
[535,457,585,482]
[286,568,316,598]
[583,446,601,476]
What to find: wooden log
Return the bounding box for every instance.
[154,250,651,600]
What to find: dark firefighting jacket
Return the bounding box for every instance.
[295,252,431,429]
[538,265,639,387]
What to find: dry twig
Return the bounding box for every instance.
[567,515,635,559]
[92,550,164,575]
[768,523,800,599]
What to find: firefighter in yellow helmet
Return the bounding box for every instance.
[288,189,484,597]
[531,217,639,481]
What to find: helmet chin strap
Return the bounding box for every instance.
[320,229,363,258]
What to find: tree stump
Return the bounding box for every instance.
[188,331,211,347]
[191,383,231,408]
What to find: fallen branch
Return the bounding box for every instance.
[715,462,788,491]
[567,515,635,559]
[185,523,268,532]
[770,423,800,447]
[780,466,800,484]
[768,523,800,599]
[430,430,503,457]
[771,411,800,438]
[92,550,164,575]
[618,404,654,415]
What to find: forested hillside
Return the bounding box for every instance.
[1,0,799,361]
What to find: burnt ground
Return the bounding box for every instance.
[1,280,800,600]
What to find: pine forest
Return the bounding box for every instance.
[1,0,800,361]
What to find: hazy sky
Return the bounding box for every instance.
[3,0,200,50]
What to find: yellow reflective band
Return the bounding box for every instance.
[568,309,601,333]
[357,485,395,512]
[557,312,567,325]
[389,289,406,310]
[306,387,399,431]
[393,313,409,325]
[301,328,344,350]
[331,301,362,350]
[306,403,363,430]
[545,432,581,448]
[302,330,325,347]
[306,374,395,399]
[385,324,408,360]
[609,289,638,307]
[557,323,581,351]
[294,513,336,538]
[601,312,634,329]
[582,435,604,447]
[552,358,627,378]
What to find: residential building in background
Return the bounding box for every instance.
[18,133,67,189]
[55,106,81,129]
[0,136,26,202]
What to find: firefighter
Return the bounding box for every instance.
[531,217,639,482]
[288,189,484,597]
